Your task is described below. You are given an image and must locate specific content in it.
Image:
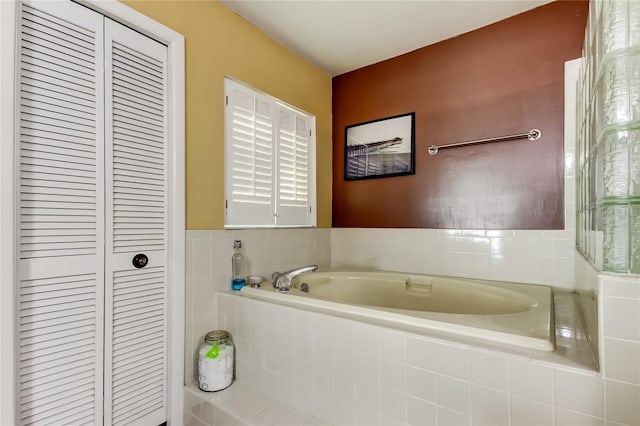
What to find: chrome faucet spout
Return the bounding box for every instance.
[272,264,318,291]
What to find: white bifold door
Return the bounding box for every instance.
[17,1,168,424]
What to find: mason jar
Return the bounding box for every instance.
[198,330,234,392]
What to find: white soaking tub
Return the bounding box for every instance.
[240,271,554,351]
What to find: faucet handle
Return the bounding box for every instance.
[271,271,279,288]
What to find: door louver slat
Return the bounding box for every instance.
[22,395,96,426]
[21,85,95,110]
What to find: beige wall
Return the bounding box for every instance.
[123,0,332,229]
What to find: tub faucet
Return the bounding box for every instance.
[272,265,318,291]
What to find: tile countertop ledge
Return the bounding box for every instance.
[184,381,332,426]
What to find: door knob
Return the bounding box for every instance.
[132,253,149,269]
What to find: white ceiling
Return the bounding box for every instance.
[221,0,555,76]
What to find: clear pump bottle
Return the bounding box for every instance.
[231,240,246,290]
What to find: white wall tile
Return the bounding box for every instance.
[355,409,379,426]
[355,378,379,419]
[355,353,379,385]
[435,343,470,380]
[234,337,251,379]
[407,336,436,371]
[555,407,604,426]
[295,308,315,336]
[601,277,640,298]
[263,368,280,400]
[510,395,554,426]
[554,369,603,417]
[377,229,430,273]
[331,226,575,288]
[529,233,553,255]
[407,396,436,426]
[407,366,436,402]
[184,412,208,426]
[470,384,509,426]
[380,359,406,392]
[379,330,406,363]
[295,335,314,364]
[437,406,471,426]
[293,365,314,414]
[263,329,282,373]
[472,416,501,426]
[200,401,216,426]
[490,238,510,255]
[280,376,296,403]
[184,388,202,417]
[602,297,640,341]
[313,366,334,422]
[249,361,265,394]
[334,371,356,425]
[355,322,380,358]
[273,304,296,335]
[437,375,470,414]
[604,380,640,426]
[312,315,335,372]
[553,239,575,259]
[604,339,640,385]
[380,388,407,424]
[509,358,553,404]
[471,351,509,392]
[333,319,356,374]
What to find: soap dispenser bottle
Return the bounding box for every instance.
[231,240,246,290]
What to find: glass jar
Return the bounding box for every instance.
[198,330,234,392]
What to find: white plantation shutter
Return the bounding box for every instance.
[104,19,168,426]
[224,78,315,227]
[224,79,275,226]
[276,108,312,225]
[17,1,104,425]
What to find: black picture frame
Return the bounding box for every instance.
[344,112,415,181]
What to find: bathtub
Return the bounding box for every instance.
[239,271,554,352]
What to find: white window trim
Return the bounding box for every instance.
[0,1,185,424]
[224,76,317,228]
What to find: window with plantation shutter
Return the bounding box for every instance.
[224,78,316,227]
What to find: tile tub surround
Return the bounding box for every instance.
[330,228,576,290]
[215,285,640,426]
[185,225,579,381]
[185,228,332,384]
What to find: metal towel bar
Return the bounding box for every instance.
[427,128,541,155]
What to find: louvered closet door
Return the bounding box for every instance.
[103,19,169,426]
[17,1,105,425]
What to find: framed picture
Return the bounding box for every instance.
[344,112,415,180]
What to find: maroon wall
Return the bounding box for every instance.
[332,1,588,229]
